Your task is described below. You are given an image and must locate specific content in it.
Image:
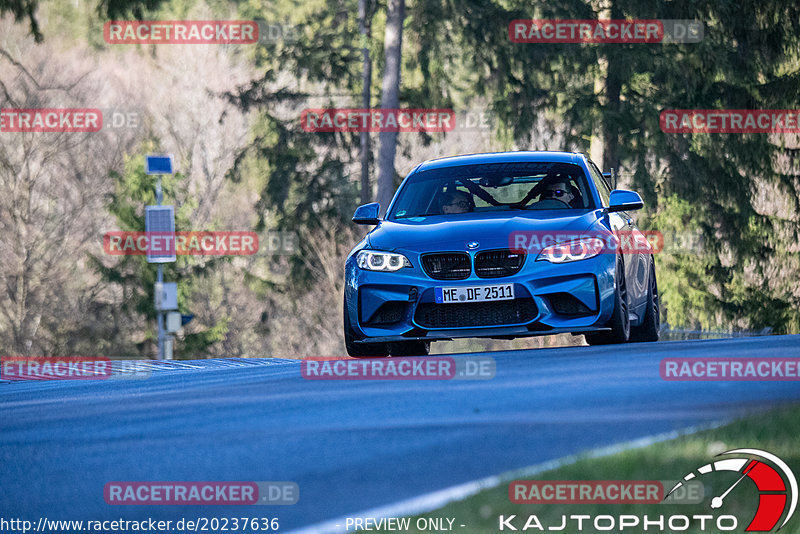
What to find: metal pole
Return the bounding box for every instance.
[156,176,164,360]
[157,265,164,359]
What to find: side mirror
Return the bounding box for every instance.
[608,190,644,212]
[352,202,381,225]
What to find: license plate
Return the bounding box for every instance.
[434,284,515,304]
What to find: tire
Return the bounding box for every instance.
[629,259,660,342]
[585,258,631,345]
[388,340,430,356]
[343,299,389,357]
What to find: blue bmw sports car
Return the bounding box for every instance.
[343,151,660,356]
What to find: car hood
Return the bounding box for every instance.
[367,210,602,253]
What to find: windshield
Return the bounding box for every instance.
[388,161,595,219]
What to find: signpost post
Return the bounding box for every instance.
[145,155,175,360]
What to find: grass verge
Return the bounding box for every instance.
[369,403,800,533]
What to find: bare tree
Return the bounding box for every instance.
[358,0,375,204]
[0,10,256,357]
[0,39,135,355]
[375,0,405,215]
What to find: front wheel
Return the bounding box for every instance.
[585,259,630,345]
[344,299,389,357]
[629,260,660,342]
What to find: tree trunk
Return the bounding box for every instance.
[602,59,621,175]
[375,0,405,215]
[358,0,373,204]
[601,1,622,176]
[589,59,605,166]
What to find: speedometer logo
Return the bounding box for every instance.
[666,448,797,531]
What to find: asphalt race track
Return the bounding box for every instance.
[2,336,799,532]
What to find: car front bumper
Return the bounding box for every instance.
[344,252,617,344]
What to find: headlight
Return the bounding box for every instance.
[356,250,412,271]
[536,238,606,263]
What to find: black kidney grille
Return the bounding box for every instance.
[422,253,471,280]
[414,299,537,329]
[474,250,525,278]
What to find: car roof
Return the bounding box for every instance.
[415,151,584,172]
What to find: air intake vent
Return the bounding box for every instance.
[547,292,593,316]
[414,299,538,329]
[363,301,407,326]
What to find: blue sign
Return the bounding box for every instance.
[145,155,174,175]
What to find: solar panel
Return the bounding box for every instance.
[144,205,176,263]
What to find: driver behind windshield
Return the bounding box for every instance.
[539,181,575,205]
[440,189,474,214]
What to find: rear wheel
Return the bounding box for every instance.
[585,259,630,345]
[629,260,660,342]
[344,299,389,357]
[388,340,430,356]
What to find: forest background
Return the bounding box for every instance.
[1,0,798,358]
